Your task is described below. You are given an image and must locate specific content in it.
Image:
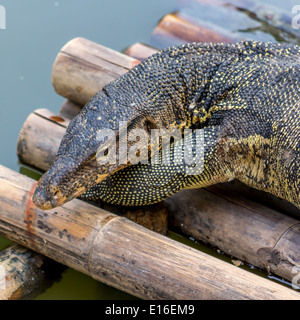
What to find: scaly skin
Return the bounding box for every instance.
[33,41,300,210]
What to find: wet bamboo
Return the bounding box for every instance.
[16,108,300,284]
[0,164,299,300]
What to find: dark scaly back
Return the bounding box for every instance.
[82,41,300,209]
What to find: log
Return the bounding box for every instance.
[0,164,299,300]
[59,99,82,120]
[16,108,300,284]
[166,187,300,283]
[52,37,140,106]
[150,12,236,49]
[124,43,158,61]
[0,243,64,300]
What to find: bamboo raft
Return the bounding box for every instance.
[1,0,300,299]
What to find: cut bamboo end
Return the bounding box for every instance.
[0,164,299,300]
[17,109,67,172]
[150,12,235,49]
[51,37,140,106]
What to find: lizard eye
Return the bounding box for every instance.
[143,118,157,135]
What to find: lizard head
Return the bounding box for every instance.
[32,88,160,210]
[33,47,191,210]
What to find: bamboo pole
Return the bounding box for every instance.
[0,164,299,300]
[150,12,236,49]
[0,243,64,300]
[51,37,140,106]
[124,43,158,61]
[16,108,300,284]
[166,188,300,283]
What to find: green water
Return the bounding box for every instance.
[0,0,299,299]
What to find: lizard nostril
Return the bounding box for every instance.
[32,183,54,210]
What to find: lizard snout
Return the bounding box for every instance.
[33,182,66,210]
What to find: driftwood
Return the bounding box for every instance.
[1,165,299,299]
[0,243,64,300]
[16,108,300,285]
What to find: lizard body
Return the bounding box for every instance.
[32,41,300,210]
